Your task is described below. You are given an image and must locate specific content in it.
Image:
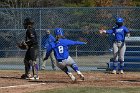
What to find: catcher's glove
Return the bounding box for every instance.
[17,41,28,50]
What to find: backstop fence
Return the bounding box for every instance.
[0,7,139,71]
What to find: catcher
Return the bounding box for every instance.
[18,17,39,80]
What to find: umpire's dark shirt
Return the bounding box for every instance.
[25,27,38,47]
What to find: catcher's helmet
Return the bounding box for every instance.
[23,17,34,29]
[116,17,124,23]
[54,28,64,36]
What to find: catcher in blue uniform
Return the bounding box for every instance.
[44,28,86,82]
[100,17,130,74]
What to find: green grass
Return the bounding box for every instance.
[29,87,140,93]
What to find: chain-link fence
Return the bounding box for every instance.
[0,7,139,71]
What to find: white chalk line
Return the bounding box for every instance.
[0,83,46,89]
[118,80,140,83]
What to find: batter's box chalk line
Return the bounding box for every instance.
[0,83,46,89]
[118,80,140,83]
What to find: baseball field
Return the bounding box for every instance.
[0,70,139,93]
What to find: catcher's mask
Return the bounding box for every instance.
[23,17,34,29]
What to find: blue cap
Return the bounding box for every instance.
[116,17,124,23]
[54,28,64,36]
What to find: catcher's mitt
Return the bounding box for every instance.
[17,41,28,50]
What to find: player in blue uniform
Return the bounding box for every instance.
[99,17,130,74]
[44,28,86,82]
[41,29,56,70]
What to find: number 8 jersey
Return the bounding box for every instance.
[45,38,86,61]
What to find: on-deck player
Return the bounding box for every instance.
[99,17,130,74]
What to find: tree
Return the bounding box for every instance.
[0,0,139,7]
[94,0,113,7]
[39,0,64,7]
[0,0,33,8]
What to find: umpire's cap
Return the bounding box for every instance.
[54,28,64,36]
[116,17,124,23]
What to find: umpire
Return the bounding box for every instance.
[21,17,39,80]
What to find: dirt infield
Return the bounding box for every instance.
[0,70,140,93]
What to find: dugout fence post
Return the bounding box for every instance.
[38,9,42,70]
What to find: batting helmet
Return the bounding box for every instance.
[116,17,124,26]
[116,17,124,23]
[54,28,64,36]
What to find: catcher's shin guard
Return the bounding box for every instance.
[29,60,38,76]
[34,63,39,76]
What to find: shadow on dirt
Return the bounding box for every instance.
[0,76,21,79]
[29,80,69,83]
[122,80,140,82]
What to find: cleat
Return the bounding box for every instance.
[120,70,124,74]
[28,77,35,80]
[41,67,45,70]
[21,74,27,79]
[26,74,32,80]
[78,74,85,80]
[76,71,84,80]
[29,75,39,80]
[21,74,32,79]
[111,70,117,74]
[68,73,76,82]
[34,75,39,80]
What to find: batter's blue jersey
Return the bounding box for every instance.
[106,26,129,41]
[45,38,86,60]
